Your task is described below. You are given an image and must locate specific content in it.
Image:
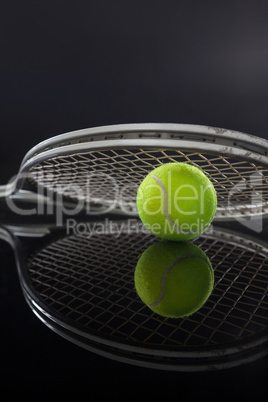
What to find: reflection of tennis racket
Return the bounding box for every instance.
[1,218,267,371]
[0,123,268,221]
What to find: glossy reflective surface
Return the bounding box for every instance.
[2,218,264,371]
[1,218,267,395]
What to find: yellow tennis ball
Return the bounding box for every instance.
[136,162,217,241]
[134,241,214,318]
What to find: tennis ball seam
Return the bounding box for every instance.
[149,254,213,308]
[150,174,211,235]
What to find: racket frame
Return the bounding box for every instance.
[2,221,266,372]
[1,123,268,220]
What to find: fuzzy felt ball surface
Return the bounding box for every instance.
[136,162,217,241]
[134,240,214,318]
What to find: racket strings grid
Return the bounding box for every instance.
[28,147,268,218]
[24,224,268,355]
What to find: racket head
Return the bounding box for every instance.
[6,123,268,221]
[6,217,267,371]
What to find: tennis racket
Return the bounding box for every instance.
[0,123,268,224]
[1,123,267,370]
[1,217,267,371]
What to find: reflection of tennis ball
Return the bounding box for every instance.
[134,241,214,318]
[136,162,217,241]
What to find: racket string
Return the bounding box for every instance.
[28,147,268,215]
[26,228,268,348]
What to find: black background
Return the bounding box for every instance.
[0,0,267,398]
